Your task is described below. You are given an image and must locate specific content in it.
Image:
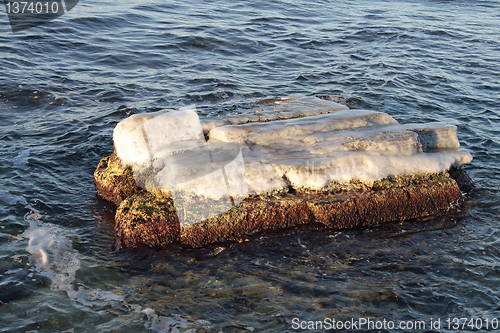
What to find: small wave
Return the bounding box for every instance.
[20,209,210,332]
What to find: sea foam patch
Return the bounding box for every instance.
[20,209,208,332]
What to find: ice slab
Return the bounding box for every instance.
[208,110,399,144]
[154,142,247,200]
[274,149,472,190]
[112,98,472,200]
[152,143,248,226]
[113,106,204,167]
[201,95,349,134]
[401,122,460,150]
[207,110,472,193]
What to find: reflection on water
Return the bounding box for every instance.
[0,0,499,331]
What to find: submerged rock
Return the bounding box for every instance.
[94,96,473,249]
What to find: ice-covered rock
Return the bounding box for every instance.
[97,95,474,248]
[207,110,471,193]
[208,110,399,144]
[112,97,472,200]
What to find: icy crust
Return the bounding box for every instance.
[153,143,248,200]
[200,95,349,134]
[209,110,399,144]
[206,112,472,194]
[113,106,204,167]
[112,97,472,200]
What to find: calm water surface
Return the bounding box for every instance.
[1,0,499,332]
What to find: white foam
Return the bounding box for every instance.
[20,209,207,332]
[142,308,191,332]
[21,211,80,297]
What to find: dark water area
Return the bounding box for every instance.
[1,0,499,332]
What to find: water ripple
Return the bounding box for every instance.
[0,0,499,331]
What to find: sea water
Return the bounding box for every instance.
[0,0,499,332]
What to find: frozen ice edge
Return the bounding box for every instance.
[113,95,472,199]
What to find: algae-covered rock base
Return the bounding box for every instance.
[95,152,472,248]
[94,96,473,249]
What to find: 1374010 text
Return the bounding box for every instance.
[291,317,499,331]
[5,1,60,14]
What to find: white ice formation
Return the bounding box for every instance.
[200,95,349,134]
[113,95,472,200]
[114,105,205,167]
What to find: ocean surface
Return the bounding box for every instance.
[1,0,499,332]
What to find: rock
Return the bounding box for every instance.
[94,153,138,206]
[94,96,474,249]
[102,171,466,248]
[115,191,179,249]
[448,167,475,194]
